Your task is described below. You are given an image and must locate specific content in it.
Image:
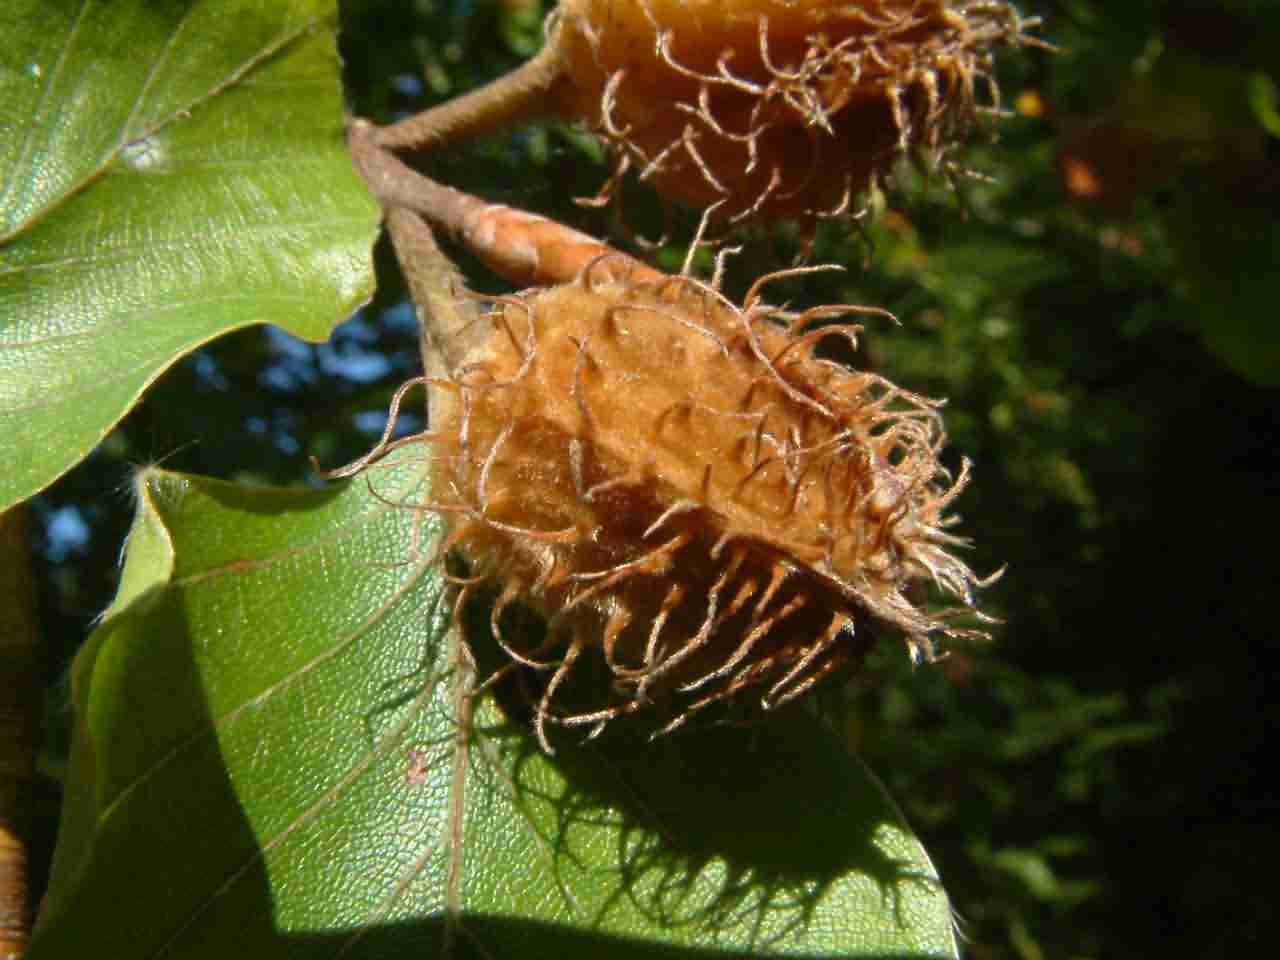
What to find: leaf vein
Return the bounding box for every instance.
[118,0,197,145]
[0,0,92,223]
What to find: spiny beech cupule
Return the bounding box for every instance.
[377,0,1041,228]
[346,121,999,751]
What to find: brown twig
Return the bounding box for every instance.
[0,506,42,959]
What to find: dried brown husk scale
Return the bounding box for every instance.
[557,0,1030,222]
[430,267,986,748]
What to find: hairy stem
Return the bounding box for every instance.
[350,120,477,240]
[351,118,655,291]
[386,207,485,383]
[376,43,568,152]
[350,119,484,380]
[0,506,42,958]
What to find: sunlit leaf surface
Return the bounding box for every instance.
[0,0,380,510]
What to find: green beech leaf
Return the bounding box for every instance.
[32,458,957,958]
[0,0,380,510]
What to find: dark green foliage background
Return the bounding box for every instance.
[28,1,1279,957]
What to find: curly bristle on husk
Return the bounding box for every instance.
[557,0,1036,223]
[417,259,994,751]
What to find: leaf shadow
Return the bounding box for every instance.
[558,728,920,923]
[32,585,282,957]
[466,699,941,953]
[457,585,949,957]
